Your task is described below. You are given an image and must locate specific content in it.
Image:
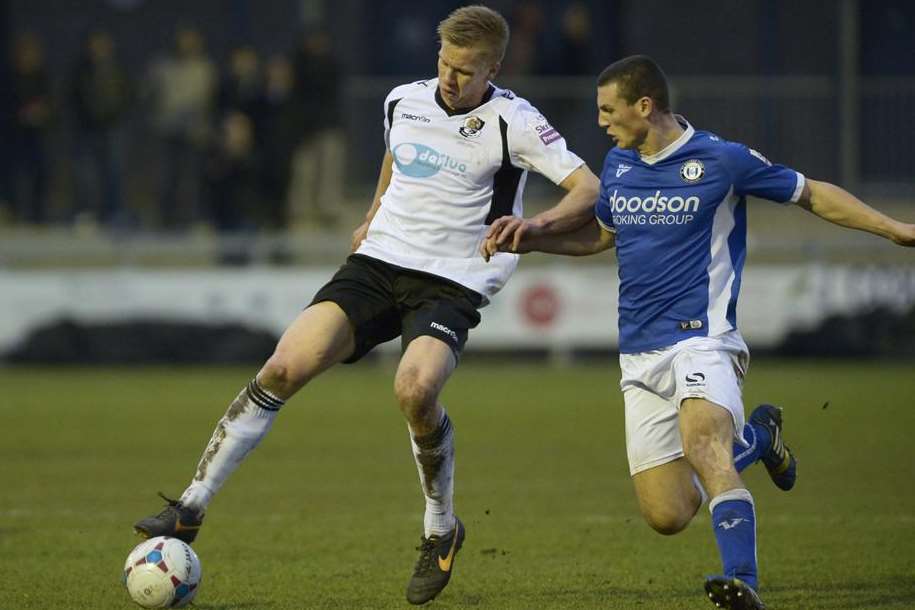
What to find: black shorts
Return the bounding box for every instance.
[310,254,483,363]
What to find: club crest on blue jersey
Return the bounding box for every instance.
[459,116,485,138]
[679,159,705,183]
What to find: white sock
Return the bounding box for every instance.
[179,379,284,512]
[409,410,455,538]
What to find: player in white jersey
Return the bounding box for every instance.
[482,55,915,609]
[132,6,599,606]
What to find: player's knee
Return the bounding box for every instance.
[259,351,312,395]
[640,505,691,536]
[394,368,438,415]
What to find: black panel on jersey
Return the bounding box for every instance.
[485,117,524,225]
[387,98,402,129]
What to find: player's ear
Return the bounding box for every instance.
[487,61,500,80]
[637,96,653,118]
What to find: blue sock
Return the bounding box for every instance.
[710,489,758,591]
[733,422,770,473]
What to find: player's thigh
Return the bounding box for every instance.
[310,254,403,364]
[394,335,457,409]
[263,301,356,387]
[631,457,700,534]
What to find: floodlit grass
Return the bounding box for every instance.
[1,360,913,609]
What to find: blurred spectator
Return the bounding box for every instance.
[258,54,306,229]
[288,29,344,228]
[217,45,263,120]
[557,2,593,75]
[69,29,134,229]
[204,110,262,264]
[502,2,546,75]
[147,26,217,230]
[4,32,53,225]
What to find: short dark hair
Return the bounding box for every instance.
[597,55,670,113]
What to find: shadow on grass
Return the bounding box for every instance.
[192,603,272,609]
[766,577,915,609]
[450,584,697,609]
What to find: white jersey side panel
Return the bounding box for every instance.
[356,79,583,302]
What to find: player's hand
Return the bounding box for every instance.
[351,220,370,252]
[890,222,915,247]
[481,215,522,261]
[481,215,543,261]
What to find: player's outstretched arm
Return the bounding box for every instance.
[484,165,600,255]
[796,179,915,246]
[481,217,614,261]
[352,150,394,252]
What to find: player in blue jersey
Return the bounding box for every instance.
[482,55,915,609]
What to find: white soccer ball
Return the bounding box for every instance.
[123,536,202,608]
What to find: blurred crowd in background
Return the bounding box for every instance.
[0,1,614,236]
[0,25,345,233]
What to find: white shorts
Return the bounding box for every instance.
[620,330,750,476]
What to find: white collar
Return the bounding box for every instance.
[640,115,694,165]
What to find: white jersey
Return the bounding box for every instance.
[356,78,584,303]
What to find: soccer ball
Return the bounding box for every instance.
[123,536,202,608]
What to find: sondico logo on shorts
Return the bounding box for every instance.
[430,322,458,343]
[685,372,706,388]
[608,189,700,226]
[393,143,468,178]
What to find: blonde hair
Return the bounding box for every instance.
[437,5,510,65]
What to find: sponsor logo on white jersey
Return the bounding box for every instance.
[532,114,561,145]
[392,143,468,178]
[616,164,632,177]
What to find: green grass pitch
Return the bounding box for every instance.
[1,360,914,609]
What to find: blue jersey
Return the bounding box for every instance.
[595,118,804,354]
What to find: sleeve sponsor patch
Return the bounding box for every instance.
[531,114,562,145]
